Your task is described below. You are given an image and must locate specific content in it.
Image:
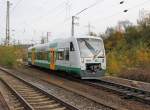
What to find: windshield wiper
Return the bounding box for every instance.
[83,39,96,55]
[94,50,104,59]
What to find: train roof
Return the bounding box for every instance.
[75,35,103,40]
[28,36,103,50]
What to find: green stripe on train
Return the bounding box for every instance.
[34,60,81,76]
[35,60,50,69]
[55,65,81,75]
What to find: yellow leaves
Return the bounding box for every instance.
[115,31,124,40]
[105,41,113,49]
[136,48,150,64]
[106,46,150,76]
[107,52,122,75]
[122,55,130,65]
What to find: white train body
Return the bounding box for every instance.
[28,36,106,79]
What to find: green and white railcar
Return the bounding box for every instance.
[28,36,106,79]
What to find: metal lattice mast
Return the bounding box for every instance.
[5,1,10,46]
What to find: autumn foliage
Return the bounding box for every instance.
[0,46,27,68]
[104,18,150,82]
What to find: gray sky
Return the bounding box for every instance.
[0,0,150,44]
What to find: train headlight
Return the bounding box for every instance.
[81,58,84,63]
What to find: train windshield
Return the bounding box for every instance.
[77,38,104,58]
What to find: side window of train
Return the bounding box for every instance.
[58,50,65,60]
[28,52,31,58]
[70,42,75,51]
[65,48,69,61]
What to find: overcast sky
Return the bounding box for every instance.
[0,0,150,44]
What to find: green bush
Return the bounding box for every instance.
[104,18,150,76]
[0,46,27,68]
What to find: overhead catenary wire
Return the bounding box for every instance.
[11,0,24,13]
[92,0,150,24]
[63,0,105,23]
[7,0,105,36]
[6,0,67,27]
[30,1,67,22]
[70,0,150,36]
[7,0,68,43]
[4,0,150,43]
[20,0,68,31]
[75,0,105,16]
[30,5,67,31]
[61,0,105,36]
[70,0,105,36]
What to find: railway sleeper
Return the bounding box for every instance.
[52,107,67,110]
[33,103,60,109]
[27,97,50,102]
[12,85,29,88]
[14,105,25,110]
[10,96,18,101]
[13,103,22,107]
[19,93,43,98]
[18,91,40,94]
[29,100,55,105]
[30,101,56,106]
[16,89,36,92]
[22,95,46,99]
[10,100,20,104]
[0,69,79,110]
[14,88,35,91]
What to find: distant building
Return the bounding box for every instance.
[139,9,150,21]
[116,20,133,32]
[139,9,150,26]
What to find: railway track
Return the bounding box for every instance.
[40,65,150,105]
[0,68,78,110]
[84,79,150,105]
[25,66,150,106]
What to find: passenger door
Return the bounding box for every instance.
[50,48,55,70]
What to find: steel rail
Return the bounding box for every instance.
[0,67,79,110]
[0,78,34,110]
[15,66,119,110]
[85,79,150,105]
[26,65,150,106]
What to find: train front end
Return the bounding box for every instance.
[77,36,106,79]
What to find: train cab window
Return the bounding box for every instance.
[70,42,75,51]
[58,50,64,60]
[65,48,69,61]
